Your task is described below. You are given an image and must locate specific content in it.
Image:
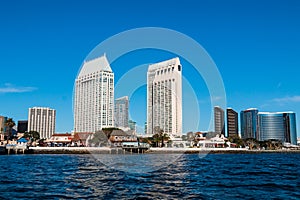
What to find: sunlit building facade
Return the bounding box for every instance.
[147,57,182,137]
[74,55,114,133]
[28,107,56,139]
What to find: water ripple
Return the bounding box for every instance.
[0,153,299,199]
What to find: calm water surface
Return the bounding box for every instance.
[0,153,299,199]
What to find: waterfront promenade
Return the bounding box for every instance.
[1,146,299,155]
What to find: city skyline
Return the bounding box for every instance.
[0,1,299,136]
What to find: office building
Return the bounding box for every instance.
[128,120,137,132]
[17,120,28,133]
[214,106,225,135]
[114,96,129,128]
[147,57,182,137]
[227,108,238,137]
[240,108,258,139]
[74,54,114,133]
[28,107,56,139]
[258,112,297,145]
[0,116,7,140]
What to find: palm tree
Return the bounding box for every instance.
[5,118,15,141]
[153,126,170,147]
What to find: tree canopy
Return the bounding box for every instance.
[23,131,40,141]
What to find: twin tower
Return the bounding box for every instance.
[74,55,182,137]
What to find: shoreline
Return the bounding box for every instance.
[2,146,300,155]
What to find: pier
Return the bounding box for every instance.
[5,144,28,154]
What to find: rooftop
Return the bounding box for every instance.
[78,54,112,77]
[148,57,180,72]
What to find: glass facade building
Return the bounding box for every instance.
[258,112,297,145]
[240,108,258,139]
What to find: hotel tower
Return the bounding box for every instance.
[147,57,182,137]
[28,107,56,139]
[74,54,114,133]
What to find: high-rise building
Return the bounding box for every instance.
[114,96,129,129]
[74,54,114,133]
[128,120,137,132]
[17,120,28,133]
[227,108,238,137]
[28,107,56,139]
[214,106,225,135]
[258,112,297,145]
[147,57,182,137]
[240,108,258,139]
[0,116,7,140]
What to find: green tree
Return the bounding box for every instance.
[23,131,40,141]
[228,135,244,148]
[153,126,169,147]
[5,118,15,140]
[244,138,259,150]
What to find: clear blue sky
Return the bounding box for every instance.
[0,0,299,136]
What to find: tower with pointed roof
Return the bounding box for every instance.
[74,54,114,133]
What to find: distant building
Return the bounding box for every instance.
[240,108,258,139]
[227,108,238,138]
[28,107,56,139]
[17,120,28,133]
[214,106,225,135]
[147,57,182,137]
[128,120,136,132]
[258,112,297,145]
[0,116,7,134]
[74,54,114,133]
[114,96,129,129]
[0,116,7,141]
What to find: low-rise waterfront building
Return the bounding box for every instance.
[109,129,137,147]
[48,133,72,146]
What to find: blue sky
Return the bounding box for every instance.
[0,0,299,136]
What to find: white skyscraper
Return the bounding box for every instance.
[28,107,56,139]
[147,57,182,137]
[74,54,114,133]
[114,96,129,129]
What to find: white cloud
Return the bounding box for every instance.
[272,96,300,103]
[0,84,37,94]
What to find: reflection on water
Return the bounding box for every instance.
[93,154,183,173]
[0,154,299,199]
